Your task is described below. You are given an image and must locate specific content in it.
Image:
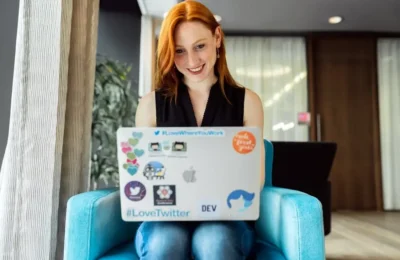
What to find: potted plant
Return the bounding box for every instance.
[90,55,139,189]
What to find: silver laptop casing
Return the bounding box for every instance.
[117,127,261,222]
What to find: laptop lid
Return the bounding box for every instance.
[117,127,261,222]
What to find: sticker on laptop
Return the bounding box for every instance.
[167,141,188,158]
[172,141,187,152]
[232,131,256,154]
[197,200,222,219]
[162,141,171,151]
[148,141,173,158]
[182,166,197,183]
[148,142,162,152]
[153,185,176,206]
[120,132,145,176]
[143,161,166,180]
[124,181,146,201]
[226,189,255,212]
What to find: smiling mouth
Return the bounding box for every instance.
[187,64,205,73]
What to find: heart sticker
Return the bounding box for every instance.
[121,142,130,148]
[129,138,139,146]
[132,132,143,139]
[127,165,138,176]
[134,149,144,157]
[122,147,132,154]
[127,152,136,160]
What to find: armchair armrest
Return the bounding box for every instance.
[255,187,325,260]
[64,188,140,260]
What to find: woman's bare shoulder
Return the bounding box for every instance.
[135,91,156,127]
[243,87,261,102]
[139,91,155,106]
[243,87,263,127]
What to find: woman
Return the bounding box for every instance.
[135,1,265,259]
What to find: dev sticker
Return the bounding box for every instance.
[197,200,221,218]
[232,131,256,154]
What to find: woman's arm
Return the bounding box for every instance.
[135,91,157,127]
[243,88,265,190]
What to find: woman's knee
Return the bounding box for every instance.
[135,222,190,259]
[192,221,255,260]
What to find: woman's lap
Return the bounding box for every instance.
[135,221,255,260]
[134,221,192,259]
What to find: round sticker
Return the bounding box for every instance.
[124,181,146,201]
[232,131,256,154]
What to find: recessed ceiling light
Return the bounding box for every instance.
[214,15,222,22]
[329,16,343,24]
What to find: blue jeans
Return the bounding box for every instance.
[135,221,255,260]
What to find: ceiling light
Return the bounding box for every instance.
[329,16,343,24]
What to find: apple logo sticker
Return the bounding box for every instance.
[183,166,196,183]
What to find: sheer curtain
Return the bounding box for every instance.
[225,37,308,141]
[0,1,100,259]
[138,15,156,97]
[377,38,400,210]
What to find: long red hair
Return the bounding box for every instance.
[154,0,241,102]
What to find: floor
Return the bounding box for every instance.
[325,211,400,260]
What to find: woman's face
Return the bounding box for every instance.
[174,21,221,85]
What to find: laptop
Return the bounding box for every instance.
[116,127,261,222]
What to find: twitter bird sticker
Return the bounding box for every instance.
[124,181,146,201]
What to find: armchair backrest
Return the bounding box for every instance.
[263,139,274,187]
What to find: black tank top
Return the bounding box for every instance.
[155,80,255,227]
[155,80,245,127]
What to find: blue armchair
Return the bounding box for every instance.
[64,140,325,260]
